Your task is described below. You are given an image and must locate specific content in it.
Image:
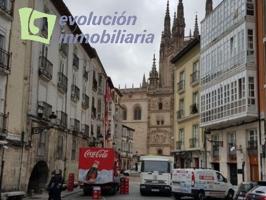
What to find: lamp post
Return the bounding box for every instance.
[0,140,8,200]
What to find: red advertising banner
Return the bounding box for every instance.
[79,148,115,184]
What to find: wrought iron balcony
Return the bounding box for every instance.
[191,71,200,85]
[71,84,80,102]
[177,110,185,119]
[189,138,198,148]
[73,54,79,70]
[92,79,98,92]
[56,111,67,128]
[0,47,10,72]
[82,93,89,109]
[190,104,199,114]
[228,143,237,161]
[70,118,80,134]
[81,124,90,138]
[0,113,7,134]
[57,72,68,93]
[247,140,258,155]
[178,80,185,93]
[39,56,53,81]
[176,141,183,150]
[37,101,52,121]
[59,43,68,56]
[0,0,12,15]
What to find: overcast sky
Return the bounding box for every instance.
[64,0,222,88]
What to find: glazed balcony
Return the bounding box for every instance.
[0,47,10,73]
[39,56,53,81]
[57,72,68,93]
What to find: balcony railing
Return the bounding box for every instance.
[58,72,68,93]
[176,141,183,150]
[228,143,237,161]
[0,47,10,72]
[37,101,52,121]
[0,0,12,15]
[59,43,68,56]
[189,138,198,148]
[81,124,90,138]
[178,80,185,93]
[56,111,67,128]
[177,110,185,119]
[71,84,80,102]
[39,56,53,81]
[190,104,199,115]
[93,79,98,92]
[70,118,80,134]
[73,54,79,70]
[247,140,258,155]
[191,71,200,85]
[82,94,89,109]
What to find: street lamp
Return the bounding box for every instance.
[0,140,8,200]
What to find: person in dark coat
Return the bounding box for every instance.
[47,169,63,200]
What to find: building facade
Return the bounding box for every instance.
[171,36,205,168]
[1,0,117,193]
[120,0,189,156]
[200,0,259,185]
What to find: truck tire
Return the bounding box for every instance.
[196,190,205,200]
[225,190,234,200]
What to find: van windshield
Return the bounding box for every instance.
[141,160,170,173]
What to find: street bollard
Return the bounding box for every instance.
[92,186,101,200]
[124,177,129,194]
[67,173,74,192]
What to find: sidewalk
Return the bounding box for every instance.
[24,188,82,200]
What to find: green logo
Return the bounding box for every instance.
[19,8,57,44]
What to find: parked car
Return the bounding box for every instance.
[246,185,266,200]
[172,168,235,200]
[234,182,257,200]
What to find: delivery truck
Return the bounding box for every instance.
[78,147,120,195]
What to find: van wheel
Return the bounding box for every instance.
[226,190,234,200]
[174,194,181,200]
[197,191,205,200]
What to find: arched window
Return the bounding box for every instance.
[122,106,127,120]
[134,105,142,120]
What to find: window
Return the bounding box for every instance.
[247,29,254,55]
[71,138,76,160]
[134,106,141,120]
[193,61,199,72]
[238,77,245,99]
[122,106,127,120]
[158,102,163,110]
[41,44,48,58]
[179,99,184,111]
[248,129,257,142]
[0,34,4,49]
[179,128,184,145]
[248,77,255,105]
[192,92,199,105]
[192,124,199,139]
[247,0,254,16]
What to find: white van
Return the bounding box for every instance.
[172,168,235,200]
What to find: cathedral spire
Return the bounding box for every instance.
[142,74,147,88]
[163,0,171,39]
[193,14,199,38]
[206,0,213,16]
[149,54,159,88]
[172,12,177,35]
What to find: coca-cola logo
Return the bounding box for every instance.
[84,149,109,159]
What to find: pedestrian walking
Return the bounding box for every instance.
[47,169,63,200]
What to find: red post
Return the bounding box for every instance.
[92,186,101,200]
[67,173,74,192]
[124,177,129,194]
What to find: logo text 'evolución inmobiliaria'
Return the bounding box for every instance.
[18,8,155,45]
[19,8,56,44]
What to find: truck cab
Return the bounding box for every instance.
[139,155,174,196]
